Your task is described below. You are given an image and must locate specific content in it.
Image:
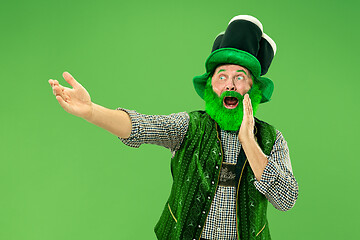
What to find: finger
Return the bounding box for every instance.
[243,94,248,115]
[50,79,60,88]
[49,79,57,94]
[63,72,80,89]
[56,82,65,91]
[53,85,65,99]
[247,94,252,115]
[49,79,54,87]
[53,85,60,96]
[246,96,254,127]
[59,84,72,101]
[56,95,69,109]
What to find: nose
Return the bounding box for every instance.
[225,80,236,91]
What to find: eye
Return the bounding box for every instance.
[219,76,226,80]
[237,76,244,80]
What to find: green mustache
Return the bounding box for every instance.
[220,91,244,105]
[219,91,244,108]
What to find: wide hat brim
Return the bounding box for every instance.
[193,48,274,103]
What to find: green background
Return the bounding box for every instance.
[1,0,359,239]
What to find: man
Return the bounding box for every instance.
[49,15,298,240]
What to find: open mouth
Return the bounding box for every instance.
[223,96,239,109]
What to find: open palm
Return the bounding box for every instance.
[49,72,93,119]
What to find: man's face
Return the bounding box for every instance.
[211,64,253,109]
[204,64,262,131]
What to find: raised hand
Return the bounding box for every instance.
[238,93,255,143]
[48,72,93,120]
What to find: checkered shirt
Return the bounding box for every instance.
[116,108,298,240]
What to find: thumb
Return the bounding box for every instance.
[63,71,81,89]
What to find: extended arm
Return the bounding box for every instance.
[116,108,189,153]
[86,103,132,139]
[49,72,189,152]
[49,72,132,139]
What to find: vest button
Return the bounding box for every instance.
[207,196,211,200]
[198,225,201,228]
[211,181,215,185]
[218,152,221,156]
[215,165,219,169]
[202,210,206,214]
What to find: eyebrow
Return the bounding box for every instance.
[237,70,247,75]
[216,69,248,75]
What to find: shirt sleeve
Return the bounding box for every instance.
[115,107,190,153]
[253,130,299,211]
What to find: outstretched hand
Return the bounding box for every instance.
[238,93,255,143]
[48,72,93,119]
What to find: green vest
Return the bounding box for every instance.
[154,111,277,240]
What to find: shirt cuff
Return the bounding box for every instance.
[115,107,143,148]
[253,155,282,195]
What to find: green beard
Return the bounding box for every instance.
[204,79,263,131]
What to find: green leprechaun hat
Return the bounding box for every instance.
[193,15,277,103]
